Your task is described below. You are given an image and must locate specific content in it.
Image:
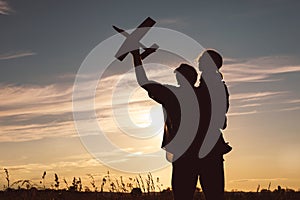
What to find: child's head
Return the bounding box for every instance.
[198,49,223,72]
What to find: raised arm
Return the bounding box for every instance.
[130,49,169,104]
[131,49,150,87]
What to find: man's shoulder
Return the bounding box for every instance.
[164,84,178,90]
[144,83,178,103]
[144,82,176,91]
[150,83,178,92]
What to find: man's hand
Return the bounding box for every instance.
[130,49,142,68]
[130,49,140,56]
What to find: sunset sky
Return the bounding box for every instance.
[1,0,300,191]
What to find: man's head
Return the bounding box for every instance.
[198,49,223,72]
[174,63,198,86]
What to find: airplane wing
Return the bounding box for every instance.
[137,17,156,29]
[129,17,155,45]
[112,26,130,37]
[114,17,156,61]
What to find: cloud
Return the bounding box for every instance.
[0,0,13,15]
[227,91,285,114]
[230,178,288,183]
[157,18,186,27]
[221,55,300,116]
[222,55,300,83]
[286,99,300,104]
[0,73,161,144]
[1,153,102,174]
[237,103,261,108]
[158,18,182,25]
[279,106,300,112]
[227,90,300,116]
[0,156,103,188]
[227,90,299,116]
[0,121,76,142]
[0,51,36,60]
[230,91,287,101]
[227,110,257,116]
[0,83,75,142]
[1,54,299,141]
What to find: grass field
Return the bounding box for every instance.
[1,189,300,200]
[1,169,299,199]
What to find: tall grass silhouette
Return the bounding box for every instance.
[1,168,299,200]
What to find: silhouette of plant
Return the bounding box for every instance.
[101,176,106,192]
[40,171,46,189]
[127,177,134,191]
[54,173,59,190]
[21,180,33,190]
[3,168,9,189]
[11,179,37,190]
[69,177,82,192]
[135,176,141,190]
[78,177,82,192]
[110,182,116,192]
[115,178,120,192]
[84,186,90,192]
[268,182,271,191]
[120,176,127,192]
[146,172,155,192]
[63,178,68,189]
[139,174,146,192]
[87,174,97,192]
[2,169,300,200]
[256,184,260,192]
[156,177,163,192]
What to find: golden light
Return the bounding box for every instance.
[128,87,164,131]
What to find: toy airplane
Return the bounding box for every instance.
[113,17,159,61]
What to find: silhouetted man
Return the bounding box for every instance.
[130,49,231,200]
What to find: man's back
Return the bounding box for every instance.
[141,83,181,149]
